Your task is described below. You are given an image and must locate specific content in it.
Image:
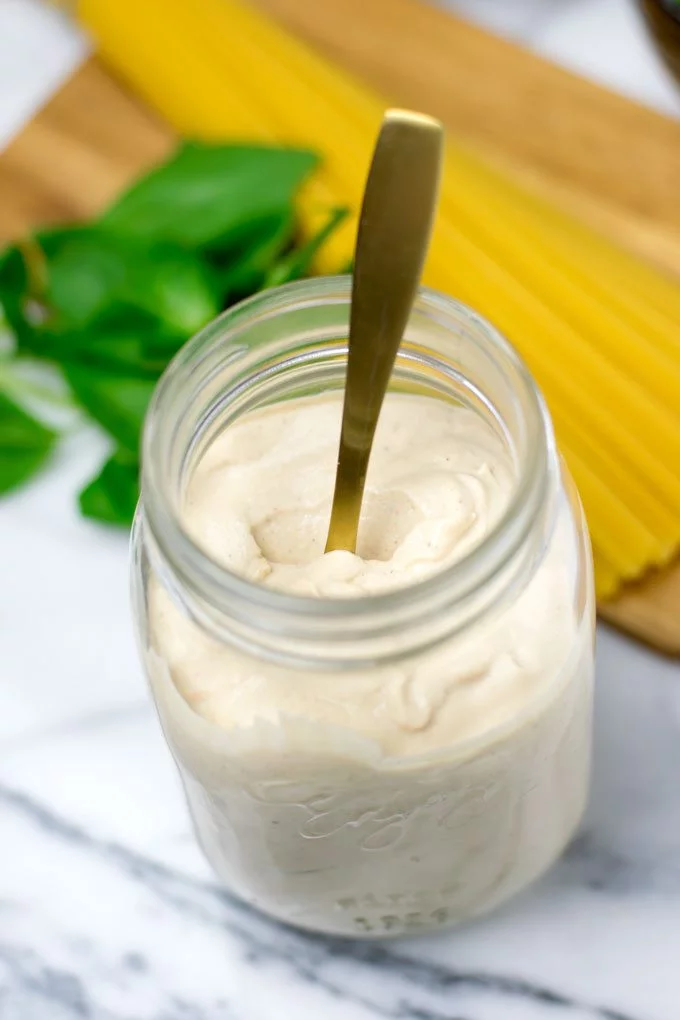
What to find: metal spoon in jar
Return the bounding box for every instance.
[325,108,444,554]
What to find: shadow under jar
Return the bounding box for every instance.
[131,277,595,938]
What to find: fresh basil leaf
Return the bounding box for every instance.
[2,230,98,348]
[44,231,127,327]
[42,230,220,333]
[0,245,33,348]
[34,307,187,378]
[134,246,219,333]
[0,390,56,494]
[64,363,155,453]
[79,447,139,526]
[207,210,295,300]
[37,225,92,257]
[100,142,318,249]
[264,207,349,289]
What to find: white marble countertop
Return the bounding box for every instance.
[1,1,680,1018]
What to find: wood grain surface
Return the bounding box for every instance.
[0,0,678,653]
[0,62,173,240]
[255,0,680,281]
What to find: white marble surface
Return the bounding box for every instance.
[1,1,680,1018]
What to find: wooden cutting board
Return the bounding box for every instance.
[0,1,679,654]
[258,0,680,281]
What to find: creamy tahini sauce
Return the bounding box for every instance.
[147,392,592,934]
[182,393,513,597]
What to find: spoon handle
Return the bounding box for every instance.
[325,109,444,554]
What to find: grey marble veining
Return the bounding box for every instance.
[0,782,655,1020]
[2,627,680,1020]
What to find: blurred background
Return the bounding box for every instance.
[1,1,680,1019]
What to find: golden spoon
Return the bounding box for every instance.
[325,108,444,554]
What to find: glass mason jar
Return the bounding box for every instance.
[131,277,594,938]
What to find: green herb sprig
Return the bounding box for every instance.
[0,142,348,525]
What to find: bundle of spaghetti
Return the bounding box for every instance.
[73,0,680,599]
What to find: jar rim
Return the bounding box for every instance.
[141,276,556,658]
